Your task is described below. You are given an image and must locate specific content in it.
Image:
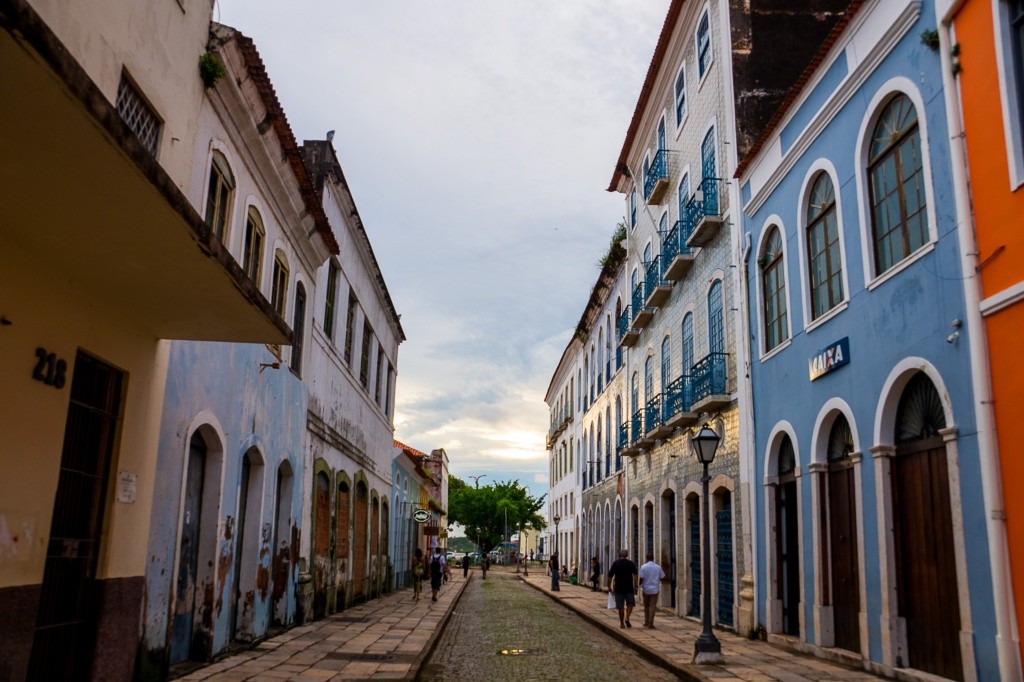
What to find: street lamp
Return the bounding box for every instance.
[522,528,529,576]
[553,515,561,557]
[468,474,487,488]
[691,424,724,664]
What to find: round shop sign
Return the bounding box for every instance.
[413,509,431,523]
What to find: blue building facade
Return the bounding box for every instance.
[737,0,999,679]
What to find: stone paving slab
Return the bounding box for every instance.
[174,573,470,681]
[519,572,885,681]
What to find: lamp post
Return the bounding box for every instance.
[691,424,725,664]
[553,515,561,557]
[468,474,487,488]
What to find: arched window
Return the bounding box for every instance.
[761,228,788,352]
[661,336,672,393]
[778,435,796,477]
[614,396,623,470]
[204,151,234,240]
[291,283,306,374]
[681,313,694,372]
[630,372,639,414]
[696,10,712,77]
[708,281,724,355]
[868,94,927,275]
[644,356,654,403]
[242,207,264,282]
[806,173,844,317]
[678,172,691,219]
[674,64,687,126]
[271,250,289,316]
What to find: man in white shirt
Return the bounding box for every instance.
[637,553,668,628]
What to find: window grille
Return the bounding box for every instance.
[116,75,160,155]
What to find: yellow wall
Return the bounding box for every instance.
[0,236,168,586]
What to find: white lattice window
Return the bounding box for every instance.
[116,74,161,155]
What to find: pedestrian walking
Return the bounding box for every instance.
[412,547,426,601]
[429,547,445,602]
[607,549,638,629]
[549,551,560,591]
[462,553,470,578]
[481,553,489,580]
[638,553,668,628]
[590,556,600,591]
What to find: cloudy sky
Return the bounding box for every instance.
[217,1,669,504]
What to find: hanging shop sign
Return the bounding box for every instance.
[423,526,440,536]
[413,508,431,523]
[808,336,850,381]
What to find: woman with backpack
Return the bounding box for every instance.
[429,547,445,602]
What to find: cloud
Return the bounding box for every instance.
[218,0,669,501]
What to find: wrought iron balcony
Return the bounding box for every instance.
[644,256,672,308]
[619,305,639,347]
[663,374,697,429]
[618,421,629,452]
[690,352,730,412]
[631,409,643,446]
[662,220,695,280]
[684,177,725,248]
[644,394,671,440]
[643,149,670,204]
[631,281,654,330]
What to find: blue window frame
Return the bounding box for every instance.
[682,313,694,371]
[678,173,690,218]
[660,337,671,394]
[697,11,712,78]
[701,127,716,181]
[657,117,666,152]
[674,65,687,125]
[708,280,724,355]
[630,189,637,228]
[644,356,654,402]
[631,372,639,414]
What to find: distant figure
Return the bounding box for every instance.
[607,549,638,629]
[430,548,445,602]
[462,553,470,578]
[549,552,560,591]
[590,556,600,591]
[638,553,668,628]
[481,553,489,580]
[412,548,426,601]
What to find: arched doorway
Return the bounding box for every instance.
[271,462,293,626]
[370,497,380,598]
[353,481,368,599]
[825,415,860,652]
[714,489,734,627]
[892,373,962,680]
[687,494,701,617]
[312,471,330,619]
[232,448,263,641]
[335,480,350,611]
[775,436,800,636]
[661,490,677,609]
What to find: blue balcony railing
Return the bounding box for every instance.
[683,177,722,228]
[645,395,662,434]
[630,409,643,446]
[618,422,629,452]
[618,306,631,339]
[643,149,669,201]
[663,220,693,265]
[663,374,693,420]
[645,256,665,297]
[631,282,646,322]
[691,352,728,403]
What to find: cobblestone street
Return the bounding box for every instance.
[420,571,677,681]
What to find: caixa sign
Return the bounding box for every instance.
[808,337,850,381]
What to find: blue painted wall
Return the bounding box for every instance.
[741,3,997,679]
[139,340,307,673]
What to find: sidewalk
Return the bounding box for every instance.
[174,572,470,681]
[520,571,883,681]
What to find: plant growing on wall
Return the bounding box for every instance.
[199,51,225,88]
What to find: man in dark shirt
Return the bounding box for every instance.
[607,549,639,628]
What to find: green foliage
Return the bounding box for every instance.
[447,475,546,553]
[598,221,628,267]
[199,51,226,88]
[920,28,940,52]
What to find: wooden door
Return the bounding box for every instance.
[271,465,292,626]
[828,463,860,652]
[335,482,350,611]
[353,482,368,599]
[29,352,122,678]
[715,492,734,627]
[312,472,330,619]
[776,480,800,636]
[170,436,206,663]
[665,495,677,608]
[688,503,701,617]
[894,439,962,680]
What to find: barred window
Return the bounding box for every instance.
[116,74,161,155]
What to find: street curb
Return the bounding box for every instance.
[405,573,473,681]
[518,576,707,682]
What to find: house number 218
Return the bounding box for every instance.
[33,347,67,389]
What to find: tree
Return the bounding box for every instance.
[447,476,546,554]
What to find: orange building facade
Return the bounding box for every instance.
[951,0,1024,668]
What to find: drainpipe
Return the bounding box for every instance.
[937,8,1021,681]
